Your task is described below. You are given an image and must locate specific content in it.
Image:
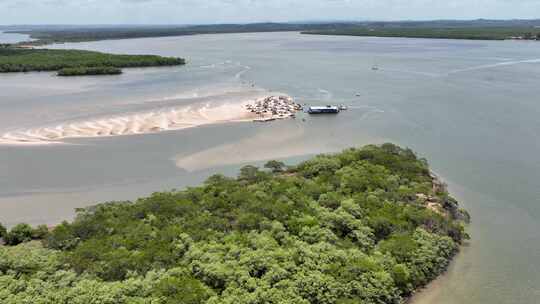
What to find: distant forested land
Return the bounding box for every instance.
[0,144,470,304]
[303,27,540,40]
[8,20,540,45]
[0,47,185,76]
[8,23,345,45]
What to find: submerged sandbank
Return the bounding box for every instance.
[0,94,296,145]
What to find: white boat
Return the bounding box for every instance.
[253,117,276,122]
[308,105,340,114]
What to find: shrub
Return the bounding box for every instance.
[5,223,33,245]
[0,222,7,239]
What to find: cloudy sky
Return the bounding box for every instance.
[1,0,540,25]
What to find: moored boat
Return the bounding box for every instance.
[307,105,340,114]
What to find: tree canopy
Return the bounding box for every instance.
[0,47,185,76]
[0,144,469,304]
[0,223,7,240]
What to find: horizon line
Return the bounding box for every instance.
[2,18,540,27]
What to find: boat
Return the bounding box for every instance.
[253,117,276,122]
[307,105,340,114]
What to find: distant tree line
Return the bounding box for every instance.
[7,20,540,45]
[303,27,540,41]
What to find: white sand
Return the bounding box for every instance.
[0,97,281,145]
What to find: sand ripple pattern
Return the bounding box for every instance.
[0,100,265,145]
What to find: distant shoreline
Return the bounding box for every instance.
[5,20,540,45]
[302,27,540,41]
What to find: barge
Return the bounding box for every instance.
[307,105,340,114]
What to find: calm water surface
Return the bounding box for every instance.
[1,32,539,304]
[0,31,31,43]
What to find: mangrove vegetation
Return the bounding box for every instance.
[0,47,185,76]
[57,66,122,76]
[0,144,470,304]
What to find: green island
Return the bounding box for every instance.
[0,46,185,76]
[0,144,469,304]
[302,27,540,41]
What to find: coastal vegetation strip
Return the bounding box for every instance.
[0,144,470,304]
[302,27,540,41]
[5,20,540,45]
[57,66,122,76]
[0,47,185,76]
[7,23,341,45]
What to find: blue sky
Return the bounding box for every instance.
[1,0,540,25]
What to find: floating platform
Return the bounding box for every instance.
[307,105,340,114]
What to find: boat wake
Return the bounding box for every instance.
[363,58,540,78]
[318,88,333,99]
[346,105,384,112]
[447,58,540,74]
[235,65,251,79]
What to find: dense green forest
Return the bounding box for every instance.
[57,66,122,76]
[0,47,185,76]
[0,144,469,304]
[303,27,540,40]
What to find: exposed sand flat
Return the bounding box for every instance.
[0,95,293,145]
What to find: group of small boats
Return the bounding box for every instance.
[246,95,351,123]
[247,64,373,122]
[247,96,303,122]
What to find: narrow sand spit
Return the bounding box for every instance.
[0,95,296,145]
